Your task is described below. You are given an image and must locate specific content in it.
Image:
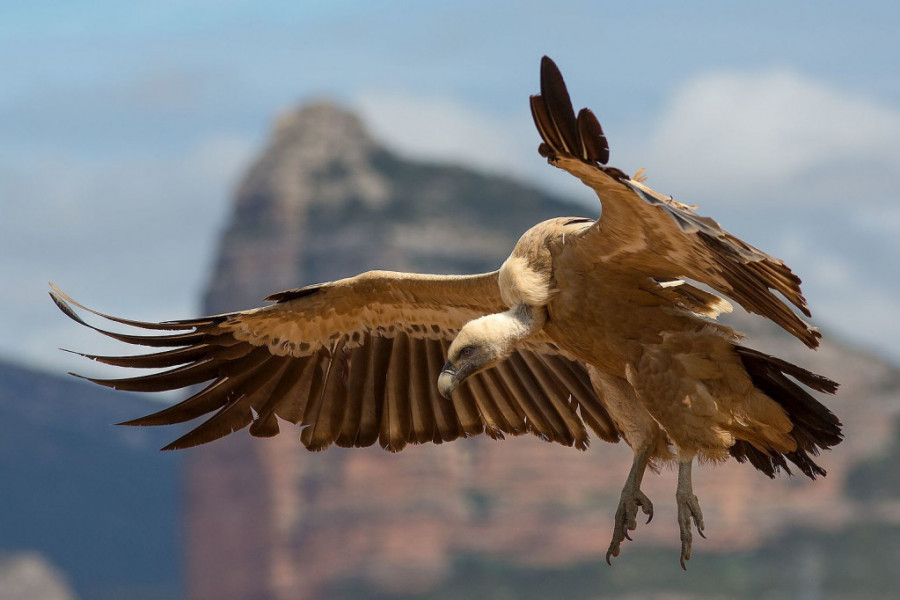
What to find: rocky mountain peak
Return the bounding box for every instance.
[236,100,389,216]
[272,100,375,150]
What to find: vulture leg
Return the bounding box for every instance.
[676,454,706,570]
[605,445,654,564]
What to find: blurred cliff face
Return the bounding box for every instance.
[185,102,900,600]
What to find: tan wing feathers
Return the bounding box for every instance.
[408,337,438,444]
[54,266,621,451]
[531,56,820,348]
[302,343,350,451]
[425,338,462,443]
[464,375,503,440]
[251,361,310,438]
[358,335,393,447]
[162,355,291,450]
[539,354,620,443]
[491,360,550,439]
[449,376,486,439]
[506,352,573,445]
[478,369,527,436]
[380,333,412,452]
[335,341,370,447]
[519,351,589,450]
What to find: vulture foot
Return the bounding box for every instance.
[606,485,654,564]
[676,458,705,570]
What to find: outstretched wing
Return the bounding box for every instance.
[51,272,618,452]
[530,56,819,348]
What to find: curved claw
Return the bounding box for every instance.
[676,492,706,570]
[606,487,654,565]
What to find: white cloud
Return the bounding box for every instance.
[639,69,900,202]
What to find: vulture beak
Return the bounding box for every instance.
[437,361,458,399]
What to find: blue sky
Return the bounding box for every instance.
[2,1,899,374]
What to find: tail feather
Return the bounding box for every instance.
[731,346,842,480]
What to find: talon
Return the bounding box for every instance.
[676,459,704,569]
[623,530,632,541]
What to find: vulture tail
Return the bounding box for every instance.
[731,346,842,480]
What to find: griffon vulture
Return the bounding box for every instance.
[51,56,841,568]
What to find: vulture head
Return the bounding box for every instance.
[438,305,545,398]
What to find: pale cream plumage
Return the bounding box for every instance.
[52,56,841,568]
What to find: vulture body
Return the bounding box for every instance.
[52,57,841,568]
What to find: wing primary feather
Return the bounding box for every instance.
[301,342,349,451]
[50,285,216,331]
[408,337,437,445]
[425,338,461,443]
[507,352,572,445]
[250,357,311,437]
[242,358,294,437]
[539,356,619,443]
[75,357,224,392]
[530,94,564,153]
[273,350,328,424]
[451,380,485,438]
[539,55,580,155]
[160,355,288,450]
[66,344,216,370]
[467,374,506,440]
[480,368,527,435]
[296,356,328,450]
[381,332,412,452]
[336,338,370,447]
[492,359,554,441]
[118,348,273,426]
[576,108,610,164]
[519,352,588,449]
[120,378,237,427]
[357,335,392,448]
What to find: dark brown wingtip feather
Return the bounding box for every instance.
[539,56,580,155]
[530,95,562,154]
[265,284,324,303]
[50,283,209,331]
[576,108,610,164]
[51,290,89,327]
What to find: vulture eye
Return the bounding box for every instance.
[459,346,476,360]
